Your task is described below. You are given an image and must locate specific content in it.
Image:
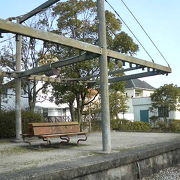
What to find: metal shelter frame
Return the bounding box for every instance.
[0,0,171,153]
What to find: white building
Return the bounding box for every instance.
[119,79,180,122]
[2,79,180,123]
[118,79,155,121]
[1,81,71,122]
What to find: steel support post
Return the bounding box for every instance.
[15,34,22,141]
[97,0,111,153]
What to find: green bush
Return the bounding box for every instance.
[0,111,16,138]
[0,110,44,138]
[91,120,102,131]
[156,121,167,131]
[169,120,180,132]
[111,119,130,130]
[21,111,44,134]
[127,121,151,131]
[111,119,151,132]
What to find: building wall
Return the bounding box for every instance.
[120,88,154,121]
[1,89,29,110]
[132,97,152,122]
[133,97,180,122]
[2,88,71,120]
[142,89,154,97]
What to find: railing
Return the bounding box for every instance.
[46,116,71,122]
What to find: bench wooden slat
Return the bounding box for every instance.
[40,132,86,138]
[30,122,79,127]
[23,122,87,145]
[33,124,80,135]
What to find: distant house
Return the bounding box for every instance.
[118,79,155,121]
[122,79,180,122]
[2,79,179,123]
[1,81,71,122]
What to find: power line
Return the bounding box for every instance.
[119,0,170,67]
[105,0,155,63]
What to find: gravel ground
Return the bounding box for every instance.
[142,164,180,180]
[0,132,180,175]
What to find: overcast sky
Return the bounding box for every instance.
[0,0,179,88]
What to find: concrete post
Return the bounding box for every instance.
[15,33,22,141]
[97,0,111,153]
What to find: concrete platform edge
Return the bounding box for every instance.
[1,140,180,180]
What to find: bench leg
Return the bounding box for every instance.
[77,134,87,145]
[42,138,51,145]
[60,136,70,143]
[22,137,32,146]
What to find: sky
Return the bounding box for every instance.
[0,0,179,88]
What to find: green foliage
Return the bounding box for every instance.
[0,111,44,138]
[151,84,180,111]
[156,120,180,132]
[109,91,128,119]
[112,32,139,55]
[21,111,44,134]
[156,121,167,131]
[111,119,151,132]
[149,115,159,127]
[151,84,180,126]
[51,0,139,122]
[0,111,15,138]
[111,119,130,130]
[169,120,180,132]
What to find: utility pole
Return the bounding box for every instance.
[15,19,22,141]
[97,0,111,153]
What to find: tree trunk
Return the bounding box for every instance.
[76,94,82,130]
[0,77,3,112]
[69,101,75,121]
[0,93,1,112]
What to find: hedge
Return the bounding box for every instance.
[0,110,44,138]
[111,119,151,132]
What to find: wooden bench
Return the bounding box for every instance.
[22,122,87,145]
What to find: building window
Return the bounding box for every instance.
[158,107,169,117]
[43,108,48,117]
[135,90,143,97]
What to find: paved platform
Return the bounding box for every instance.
[0,132,180,178]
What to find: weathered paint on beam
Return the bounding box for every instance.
[0,71,18,78]
[107,50,171,73]
[19,0,60,23]
[0,19,171,73]
[0,19,101,55]
[79,66,142,81]
[19,53,99,77]
[108,71,161,83]
[28,75,62,83]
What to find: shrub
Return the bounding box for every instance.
[21,111,44,134]
[91,120,102,131]
[0,110,44,138]
[111,119,130,130]
[128,121,151,131]
[156,121,167,131]
[0,111,16,138]
[169,120,180,132]
[149,116,159,127]
[111,119,151,132]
